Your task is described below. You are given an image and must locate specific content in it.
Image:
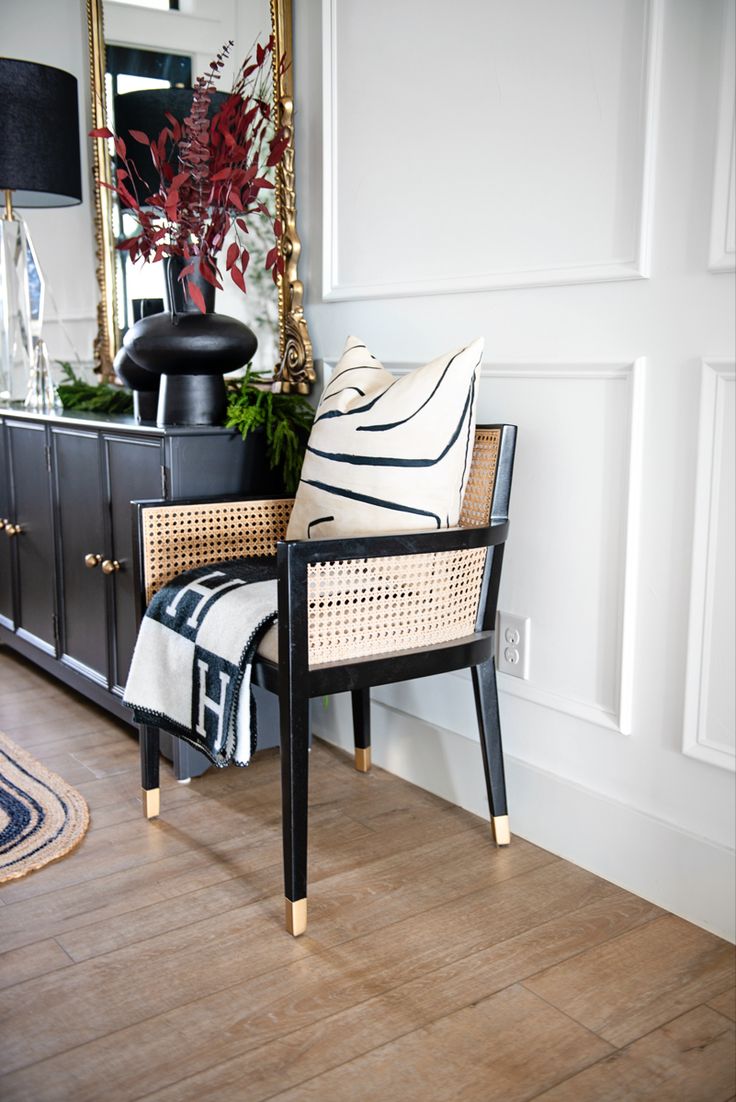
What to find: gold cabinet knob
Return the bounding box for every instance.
[5,523,21,537]
[85,553,102,569]
[101,559,121,574]
[0,518,5,530]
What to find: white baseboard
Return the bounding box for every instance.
[313,698,735,943]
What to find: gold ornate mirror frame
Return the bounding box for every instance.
[86,0,314,393]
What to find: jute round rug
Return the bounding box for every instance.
[0,730,90,883]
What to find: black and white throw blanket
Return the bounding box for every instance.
[123,558,278,768]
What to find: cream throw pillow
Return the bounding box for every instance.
[286,336,484,540]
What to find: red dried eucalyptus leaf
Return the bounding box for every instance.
[117,182,140,210]
[265,245,279,270]
[274,218,283,237]
[164,112,182,141]
[186,281,207,314]
[199,261,222,290]
[266,136,289,167]
[211,167,236,182]
[230,265,246,294]
[114,136,127,159]
[226,242,239,270]
[129,130,150,146]
[89,126,113,139]
[240,247,250,271]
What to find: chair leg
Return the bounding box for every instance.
[351,687,371,772]
[280,683,310,936]
[139,724,160,819]
[471,658,510,845]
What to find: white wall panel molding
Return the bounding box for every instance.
[330,358,645,737]
[683,359,736,772]
[322,0,662,301]
[708,1,736,273]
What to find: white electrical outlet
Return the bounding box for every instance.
[496,612,530,679]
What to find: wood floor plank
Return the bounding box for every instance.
[533,1005,736,1101]
[709,986,736,1022]
[10,726,128,761]
[0,894,314,1076]
[264,984,614,1102]
[523,914,736,1048]
[0,860,619,1097]
[0,939,72,990]
[54,825,540,962]
[128,892,661,1102]
[0,693,111,736]
[0,836,279,955]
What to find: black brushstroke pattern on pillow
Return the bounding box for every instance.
[286,335,483,540]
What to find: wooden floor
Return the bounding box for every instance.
[0,648,734,1102]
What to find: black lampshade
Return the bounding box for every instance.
[114,88,228,201]
[0,57,82,207]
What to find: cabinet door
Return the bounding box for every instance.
[104,434,163,692]
[6,421,56,653]
[0,421,14,629]
[52,428,108,684]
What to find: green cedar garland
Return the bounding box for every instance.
[56,363,134,414]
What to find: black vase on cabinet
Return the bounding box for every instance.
[122,257,258,427]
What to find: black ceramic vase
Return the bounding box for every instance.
[122,257,258,426]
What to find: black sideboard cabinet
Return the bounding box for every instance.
[0,406,273,777]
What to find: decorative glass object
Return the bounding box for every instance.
[24,339,59,413]
[0,216,33,401]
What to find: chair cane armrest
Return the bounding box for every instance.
[134,495,294,607]
[281,519,509,566]
[277,521,510,668]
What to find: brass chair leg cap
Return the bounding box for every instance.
[492,815,511,846]
[355,747,371,773]
[142,788,160,819]
[285,897,307,936]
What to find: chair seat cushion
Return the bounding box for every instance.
[286,336,484,540]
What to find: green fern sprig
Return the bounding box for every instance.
[226,369,314,493]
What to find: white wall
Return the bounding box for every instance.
[294,0,736,940]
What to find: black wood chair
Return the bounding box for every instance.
[133,424,517,935]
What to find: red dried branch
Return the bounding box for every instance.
[90,39,286,311]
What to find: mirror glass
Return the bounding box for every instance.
[88,0,314,391]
